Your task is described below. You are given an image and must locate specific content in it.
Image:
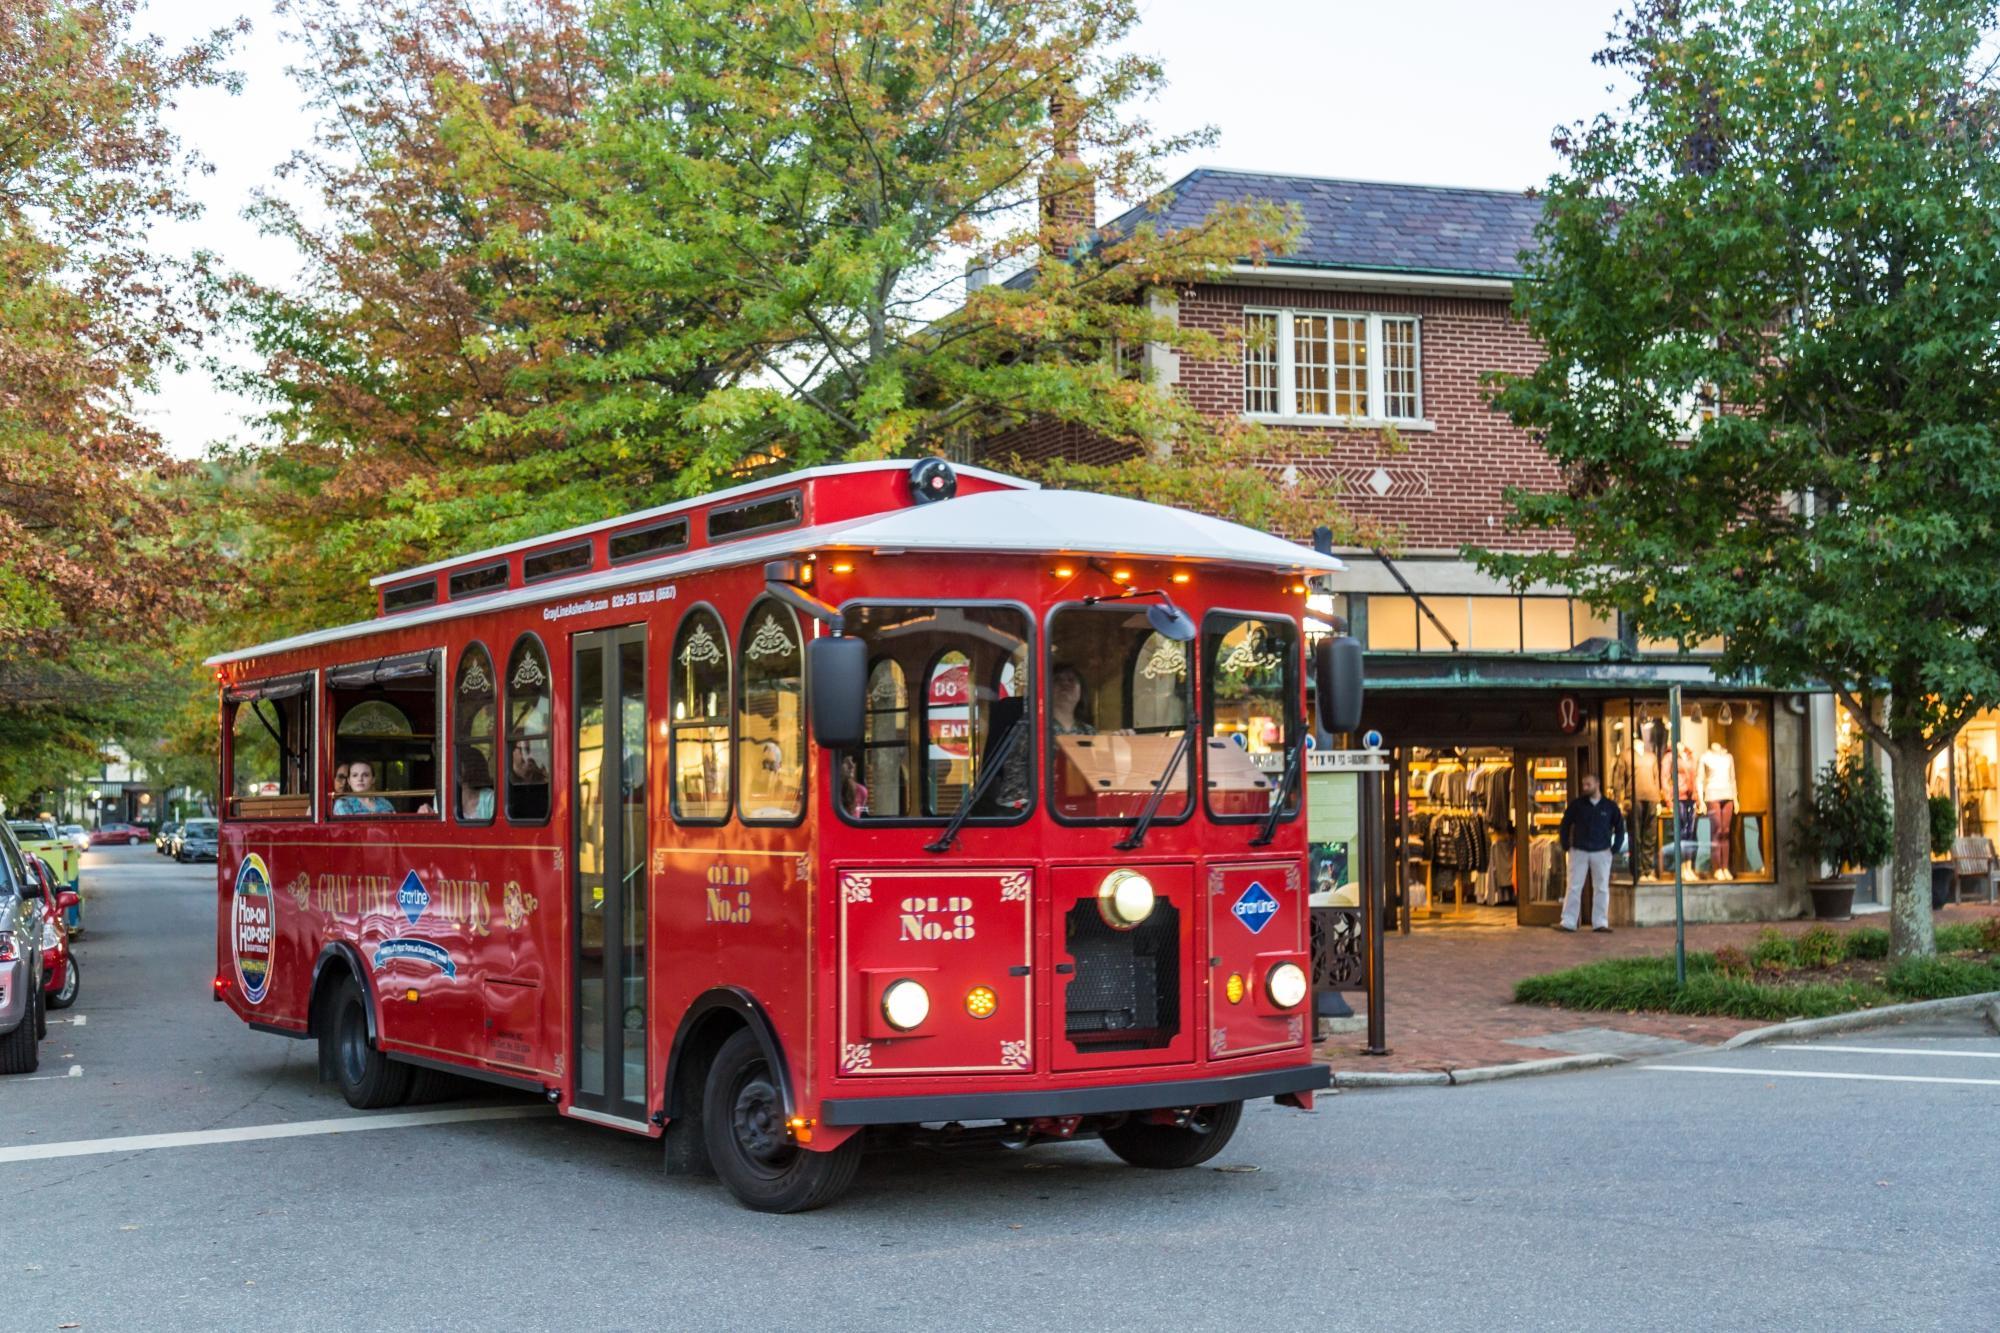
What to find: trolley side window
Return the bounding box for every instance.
[505,635,553,823]
[836,603,1031,824]
[225,674,315,820]
[455,642,497,824]
[671,606,732,822]
[1201,613,1299,822]
[327,651,441,817]
[737,598,804,823]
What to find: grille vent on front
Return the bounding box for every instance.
[1062,898,1180,1052]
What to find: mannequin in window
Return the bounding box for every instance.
[1697,741,1738,881]
[1633,737,1663,876]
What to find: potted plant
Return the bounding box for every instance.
[1929,794,1958,907]
[1792,753,1894,920]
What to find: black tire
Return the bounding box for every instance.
[1100,1101,1244,1169]
[701,1028,859,1213]
[34,979,46,1040]
[322,975,412,1109]
[404,1065,470,1105]
[0,1002,38,1075]
[49,956,79,1010]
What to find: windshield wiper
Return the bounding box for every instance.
[1114,730,1192,852]
[925,716,1026,853]
[1249,734,1304,848]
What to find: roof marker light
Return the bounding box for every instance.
[1171,572,1191,584]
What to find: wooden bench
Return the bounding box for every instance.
[1952,836,1996,905]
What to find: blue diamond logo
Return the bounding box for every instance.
[396,870,429,927]
[1231,881,1279,935]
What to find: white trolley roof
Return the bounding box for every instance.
[209,466,1343,667]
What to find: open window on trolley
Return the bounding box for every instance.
[224,673,316,820]
[1045,603,1194,824]
[325,650,442,817]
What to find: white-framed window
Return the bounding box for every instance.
[1241,308,1424,423]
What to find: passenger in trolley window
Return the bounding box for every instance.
[457,746,496,821]
[334,761,396,816]
[839,753,868,818]
[509,738,550,820]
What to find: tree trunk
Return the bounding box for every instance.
[1888,739,1937,961]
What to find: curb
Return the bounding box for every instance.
[1721,989,2000,1048]
[1331,1052,1626,1088]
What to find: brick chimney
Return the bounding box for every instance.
[1039,82,1094,261]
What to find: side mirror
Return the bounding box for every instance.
[1314,634,1365,736]
[808,636,869,749]
[57,891,80,912]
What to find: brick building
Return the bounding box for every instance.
[980,168,1832,929]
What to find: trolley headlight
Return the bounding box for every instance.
[1266,961,1308,1010]
[1097,869,1156,929]
[881,978,931,1031]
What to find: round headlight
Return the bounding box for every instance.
[1097,869,1156,929]
[1266,961,1308,1010]
[881,979,931,1031]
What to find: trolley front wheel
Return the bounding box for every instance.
[701,1028,859,1213]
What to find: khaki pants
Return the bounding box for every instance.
[1562,849,1613,930]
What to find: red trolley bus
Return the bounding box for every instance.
[210,459,1357,1211]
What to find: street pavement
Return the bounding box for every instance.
[3,846,1996,1331]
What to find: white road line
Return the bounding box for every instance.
[1767,1044,2000,1059]
[0,1104,551,1164]
[1647,1064,2000,1087]
[18,1065,83,1083]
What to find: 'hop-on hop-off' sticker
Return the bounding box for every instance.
[233,853,275,1004]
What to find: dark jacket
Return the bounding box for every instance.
[1559,795,1626,854]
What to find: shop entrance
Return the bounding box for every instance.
[1401,746,1575,929]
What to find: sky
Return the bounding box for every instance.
[134,0,1630,459]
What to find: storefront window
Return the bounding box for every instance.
[1954,714,2000,839]
[1600,695,1773,884]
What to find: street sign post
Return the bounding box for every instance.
[1670,684,1687,987]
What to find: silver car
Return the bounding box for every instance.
[0,821,48,1075]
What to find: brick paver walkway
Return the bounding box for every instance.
[1318,902,2000,1074]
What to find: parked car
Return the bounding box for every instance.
[57,824,90,853]
[176,818,220,863]
[89,822,148,846]
[1,822,48,1074]
[9,821,82,938]
[27,860,79,1011]
[155,821,181,855]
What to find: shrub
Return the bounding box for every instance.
[1794,925,1843,969]
[1979,917,2000,954]
[1934,922,1987,953]
[1883,955,2000,1001]
[1842,927,1890,960]
[1930,795,1958,858]
[1748,928,1795,971]
[1712,945,1752,979]
[1792,753,1894,873]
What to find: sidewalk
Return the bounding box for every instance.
[1317,902,2000,1077]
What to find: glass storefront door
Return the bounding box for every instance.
[572,625,648,1121]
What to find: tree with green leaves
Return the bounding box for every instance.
[1482,0,2000,959]
[0,2,239,791]
[223,0,1355,651]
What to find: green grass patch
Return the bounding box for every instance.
[1514,953,1893,1020]
[1884,954,2000,1000]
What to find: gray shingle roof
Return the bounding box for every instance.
[1102,168,1543,280]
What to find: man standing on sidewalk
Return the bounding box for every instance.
[1557,772,1625,933]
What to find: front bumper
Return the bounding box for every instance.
[0,957,29,1034]
[820,1063,1330,1126]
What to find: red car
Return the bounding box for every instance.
[88,822,148,846]
[28,861,80,1010]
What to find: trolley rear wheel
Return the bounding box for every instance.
[1100,1101,1244,1169]
[322,975,413,1109]
[701,1028,859,1213]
